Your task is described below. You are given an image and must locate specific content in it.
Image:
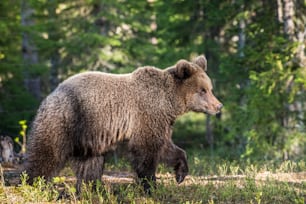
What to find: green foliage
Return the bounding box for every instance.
[0,1,37,134]
[173,112,206,148]
[0,0,305,161]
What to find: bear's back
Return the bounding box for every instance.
[44,69,174,133]
[55,71,133,105]
[55,68,171,110]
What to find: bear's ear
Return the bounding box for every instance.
[193,55,207,71]
[173,60,195,80]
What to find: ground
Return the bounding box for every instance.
[0,162,305,203]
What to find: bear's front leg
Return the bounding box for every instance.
[129,144,158,194]
[161,140,189,184]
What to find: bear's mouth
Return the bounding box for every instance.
[192,108,219,115]
[204,109,221,115]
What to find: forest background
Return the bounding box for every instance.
[0,0,305,162]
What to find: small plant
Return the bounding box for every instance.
[229,163,240,175]
[279,160,298,173]
[217,163,228,176]
[244,164,258,178]
[297,160,305,171]
[208,198,214,204]
[0,164,4,186]
[255,191,263,204]
[15,120,27,154]
[20,171,29,186]
[18,173,59,202]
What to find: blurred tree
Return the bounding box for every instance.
[218,0,305,160]
[21,0,41,99]
[0,0,38,134]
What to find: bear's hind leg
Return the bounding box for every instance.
[71,156,104,195]
[25,146,66,184]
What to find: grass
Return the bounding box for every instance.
[0,153,305,203]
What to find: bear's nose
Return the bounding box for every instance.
[216,103,223,111]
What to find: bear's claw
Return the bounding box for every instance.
[176,174,185,184]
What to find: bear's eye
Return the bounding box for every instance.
[200,88,207,94]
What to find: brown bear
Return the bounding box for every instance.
[25,55,222,194]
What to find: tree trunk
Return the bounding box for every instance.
[238,2,246,59]
[283,0,295,41]
[205,115,214,156]
[283,0,305,66]
[238,19,246,58]
[277,0,283,23]
[21,0,41,100]
[281,0,305,159]
[296,28,306,66]
[48,0,60,91]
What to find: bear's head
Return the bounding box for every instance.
[170,55,223,115]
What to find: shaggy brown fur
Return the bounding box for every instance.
[25,55,222,194]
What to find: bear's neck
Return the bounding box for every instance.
[163,72,188,118]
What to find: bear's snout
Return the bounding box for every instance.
[216,103,223,112]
